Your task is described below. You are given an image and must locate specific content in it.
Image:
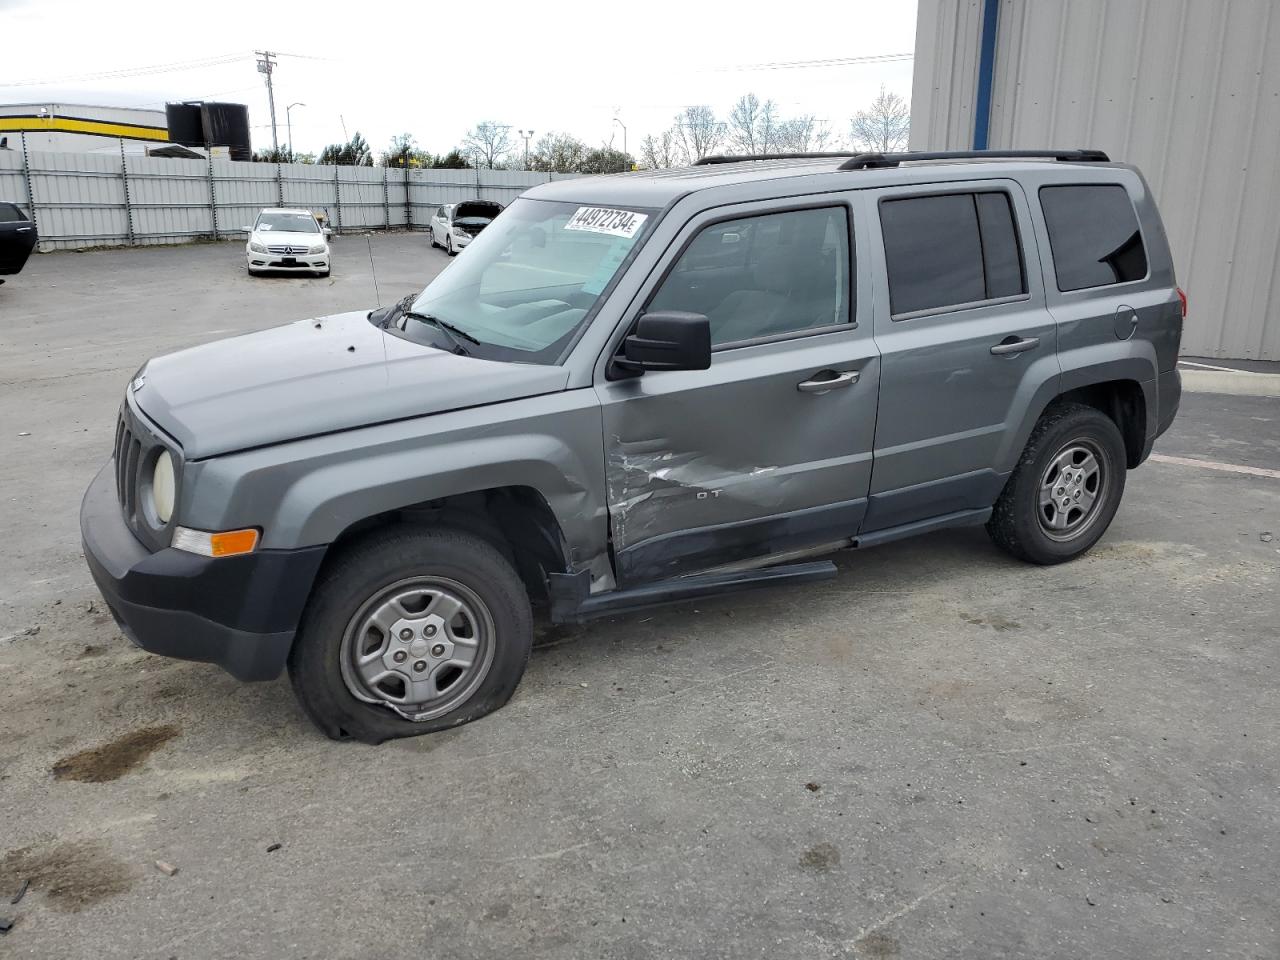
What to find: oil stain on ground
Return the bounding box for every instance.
[960,612,1022,631]
[51,724,180,783]
[799,842,841,872]
[0,839,134,911]
[854,932,901,957]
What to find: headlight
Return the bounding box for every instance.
[308,243,326,255]
[152,450,175,524]
[249,241,266,253]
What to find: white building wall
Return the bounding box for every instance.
[911,0,1280,360]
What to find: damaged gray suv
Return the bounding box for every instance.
[81,149,1184,742]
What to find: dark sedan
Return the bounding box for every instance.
[0,202,37,282]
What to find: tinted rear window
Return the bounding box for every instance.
[880,191,1026,316]
[1040,184,1148,291]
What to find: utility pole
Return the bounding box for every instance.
[612,116,627,156]
[256,50,279,156]
[518,129,534,170]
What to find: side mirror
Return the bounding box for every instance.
[614,311,711,374]
[241,225,253,233]
[323,227,333,237]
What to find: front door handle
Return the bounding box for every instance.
[797,370,859,394]
[990,336,1040,356]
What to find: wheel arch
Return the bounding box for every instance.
[318,484,575,608]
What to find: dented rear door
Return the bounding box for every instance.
[594,196,879,586]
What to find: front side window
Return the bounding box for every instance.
[398,198,656,363]
[880,191,1027,316]
[1040,184,1148,291]
[649,206,851,347]
[255,212,318,233]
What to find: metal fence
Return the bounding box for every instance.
[0,133,581,250]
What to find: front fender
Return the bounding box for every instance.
[181,390,611,582]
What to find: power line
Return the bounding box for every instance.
[712,52,914,72]
[0,52,249,88]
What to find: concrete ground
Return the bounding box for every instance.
[1,237,1277,960]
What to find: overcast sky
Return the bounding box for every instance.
[1,0,916,159]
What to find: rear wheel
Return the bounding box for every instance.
[987,402,1127,565]
[288,526,533,743]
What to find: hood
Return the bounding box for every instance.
[133,311,569,460]
[251,229,325,247]
[454,200,502,221]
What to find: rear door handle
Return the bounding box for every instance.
[797,370,859,394]
[16,227,32,233]
[990,336,1040,356]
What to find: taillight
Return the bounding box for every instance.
[1176,286,1187,319]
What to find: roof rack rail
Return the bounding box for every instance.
[837,149,1110,170]
[693,151,864,165]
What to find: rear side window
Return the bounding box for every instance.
[880,191,1026,316]
[1040,184,1148,291]
[0,203,28,223]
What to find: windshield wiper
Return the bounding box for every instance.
[403,310,480,355]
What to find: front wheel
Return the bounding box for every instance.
[987,402,1127,565]
[446,236,456,256]
[288,526,533,743]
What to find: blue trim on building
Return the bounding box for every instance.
[973,0,1001,149]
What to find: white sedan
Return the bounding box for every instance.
[428,200,503,256]
[244,208,331,277]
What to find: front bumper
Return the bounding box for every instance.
[80,461,326,681]
[246,249,329,271]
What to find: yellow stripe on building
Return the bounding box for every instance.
[0,117,170,142]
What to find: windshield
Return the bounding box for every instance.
[400,198,656,363]
[255,212,319,233]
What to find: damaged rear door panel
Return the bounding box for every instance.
[595,197,878,585]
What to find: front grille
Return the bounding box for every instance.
[114,415,143,518]
[113,401,179,549]
[267,244,306,255]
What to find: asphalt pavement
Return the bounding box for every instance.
[0,237,1276,959]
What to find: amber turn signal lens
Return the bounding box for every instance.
[210,529,260,557]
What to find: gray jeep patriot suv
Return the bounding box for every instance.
[81,149,1183,743]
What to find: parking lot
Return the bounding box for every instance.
[1,234,1277,959]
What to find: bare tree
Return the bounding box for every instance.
[529,131,588,173]
[849,86,910,152]
[727,93,782,154]
[672,105,725,163]
[640,130,680,169]
[775,115,835,153]
[462,121,513,169]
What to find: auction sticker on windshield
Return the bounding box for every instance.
[565,207,648,239]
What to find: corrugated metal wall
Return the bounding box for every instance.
[911,0,1280,360]
[0,140,580,250]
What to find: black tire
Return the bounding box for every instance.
[446,236,456,257]
[987,402,1127,565]
[288,525,533,744]
[429,228,438,249]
